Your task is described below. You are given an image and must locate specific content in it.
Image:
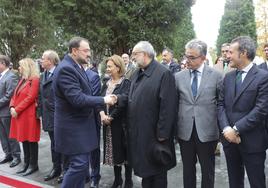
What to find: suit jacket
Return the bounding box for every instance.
[85,69,101,96]
[162,61,181,75]
[218,64,268,153]
[53,55,104,155]
[40,70,55,131]
[125,62,136,79]
[0,70,19,117]
[175,64,223,142]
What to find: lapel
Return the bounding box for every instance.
[233,64,257,104]
[42,71,53,86]
[65,55,89,83]
[184,69,193,101]
[15,78,29,95]
[228,71,237,102]
[195,65,211,100]
[0,70,10,82]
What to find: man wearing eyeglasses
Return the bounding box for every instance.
[218,36,268,188]
[175,39,223,188]
[53,37,117,188]
[120,41,177,188]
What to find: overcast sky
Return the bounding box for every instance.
[191,0,225,49]
[191,0,259,49]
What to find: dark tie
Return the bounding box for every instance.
[191,70,198,98]
[235,70,243,95]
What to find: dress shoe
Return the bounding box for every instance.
[22,165,38,176]
[44,168,61,181]
[90,181,99,188]
[57,173,64,184]
[10,158,21,168]
[124,180,133,188]
[0,156,13,164]
[16,163,29,174]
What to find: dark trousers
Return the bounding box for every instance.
[89,147,100,183]
[61,153,89,188]
[0,117,20,158]
[22,141,38,166]
[48,131,62,170]
[179,126,217,188]
[142,171,167,188]
[223,143,266,188]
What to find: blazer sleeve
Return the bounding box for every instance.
[15,77,39,114]
[217,77,231,131]
[91,74,101,96]
[0,73,18,108]
[57,66,104,108]
[157,71,177,139]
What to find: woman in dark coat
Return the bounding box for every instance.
[99,55,132,188]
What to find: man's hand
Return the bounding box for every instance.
[223,128,241,144]
[10,107,17,118]
[104,94,117,106]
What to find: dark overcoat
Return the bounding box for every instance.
[101,78,130,164]
[53,55,104,155]
[40,71,55,132]
[126,60,177,178]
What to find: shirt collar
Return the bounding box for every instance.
[241,62,253,73]
[48,66,56,74]
[191,62,204,74]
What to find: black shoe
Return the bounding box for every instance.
[22,165,38,176]
[10,158,21,168]
[44,168,61,181]
[85,176,90,183]
[90,181,99,188]
[16,163,29,174]
[0,156,13,164]
[57,173,64,184]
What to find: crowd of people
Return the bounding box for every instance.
[0,35,268,188]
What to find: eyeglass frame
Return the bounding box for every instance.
[183,54,202,61]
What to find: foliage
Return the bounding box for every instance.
[216,0,257,55]
[255,0,268,57]
[47,0,195,62]
[0,0,58,68]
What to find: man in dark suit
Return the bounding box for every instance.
[122,41,177,188]
[0,55,21,168]
[175,39,223,188]
[53,36,116,188]
[83,63,101,188]
[218,36,268,188]
[161,48,180,74]
[40,50,62,181]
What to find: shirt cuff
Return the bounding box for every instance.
[222,126,232,133]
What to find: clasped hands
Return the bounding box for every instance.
[223,127,241,144]
[104,94,117,106]
[100,111,113,126]
[10,107,18,118]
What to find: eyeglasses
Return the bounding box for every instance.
[77,48,90,53]
[131,51,144,57]
[183,54,202,61]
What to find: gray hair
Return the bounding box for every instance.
[43,50,60,65]
[133,41,156,59]
[185,39,207,56]
[231,36,256,61]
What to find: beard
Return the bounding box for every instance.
[77,56,88,65]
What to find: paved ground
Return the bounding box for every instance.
[0,131,267,188]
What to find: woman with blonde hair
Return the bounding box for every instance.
[99,55,133,188]
[9,58,41,176]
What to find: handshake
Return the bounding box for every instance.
[104,94,117,106]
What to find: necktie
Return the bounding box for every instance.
[223,62,228,72]
[235,70,243,95]
[191,70,198,98]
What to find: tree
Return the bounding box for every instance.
[216,0,257,55]
[48,0,195,62]
[255,0,268,57]
[0,0,58,68]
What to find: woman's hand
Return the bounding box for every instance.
[10,107,18,118]
[100,111,113,125]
